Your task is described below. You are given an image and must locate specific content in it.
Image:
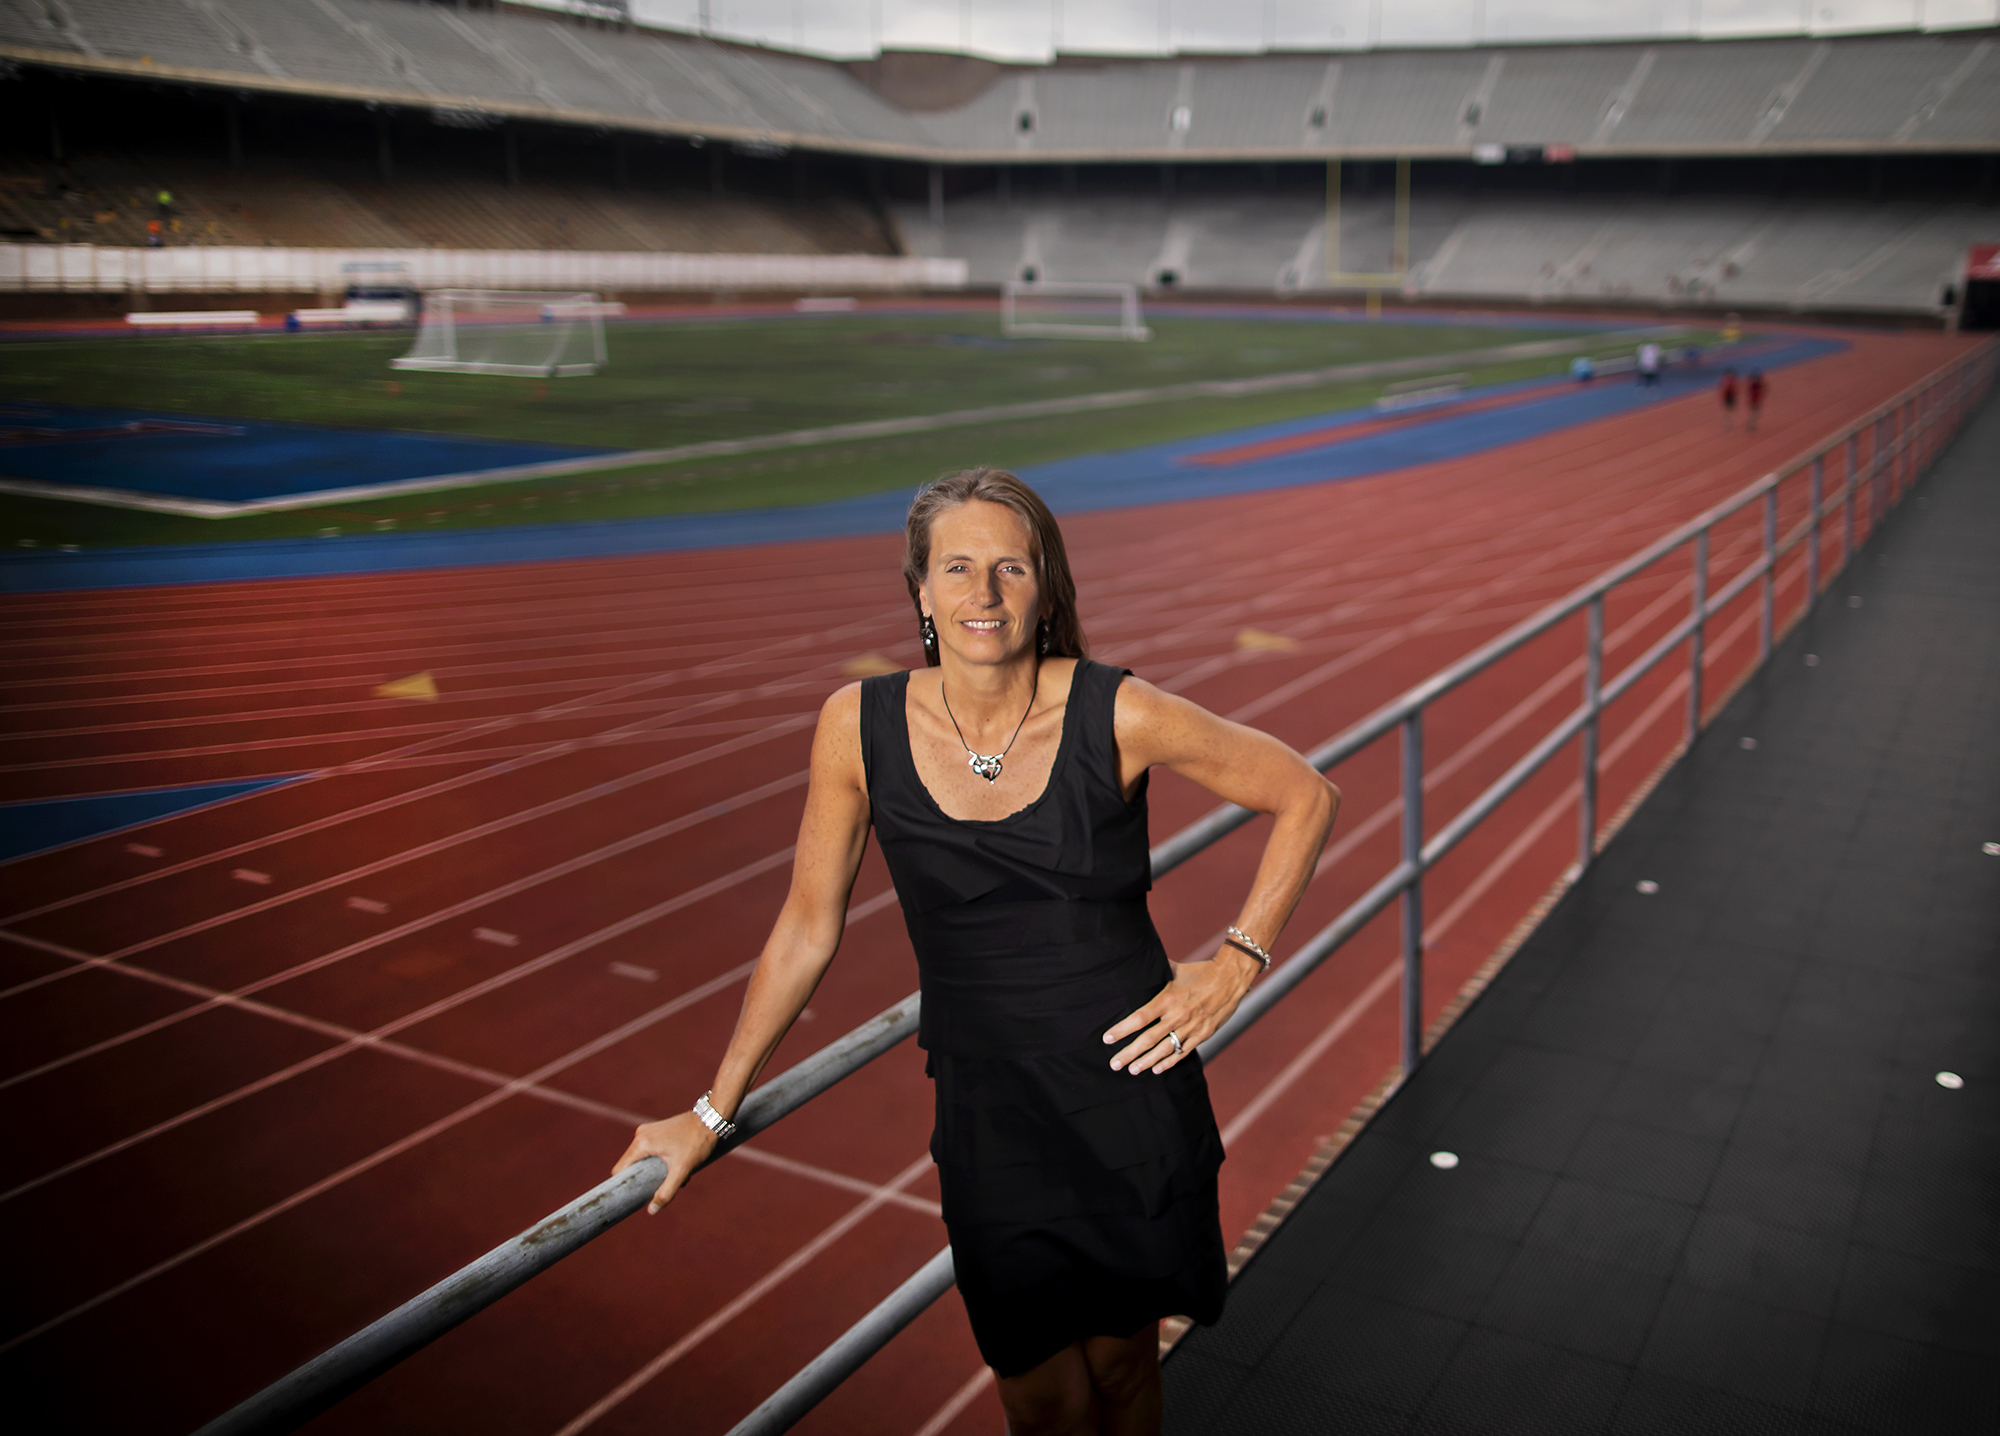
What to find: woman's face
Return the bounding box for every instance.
[920,500,1044,666]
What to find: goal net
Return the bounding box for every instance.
[393,289,607,377]
[1001,281,1151,341]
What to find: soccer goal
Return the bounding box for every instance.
[392,289,608,377]
[1000,280,1151,341]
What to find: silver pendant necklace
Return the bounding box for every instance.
[940,664,1039,784]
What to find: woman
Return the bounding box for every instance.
[615,468,1338,1435]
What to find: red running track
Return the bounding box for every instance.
[0,326,1978,1436]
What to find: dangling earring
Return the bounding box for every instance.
[1037,619,1050,655]
[920,612,937,657]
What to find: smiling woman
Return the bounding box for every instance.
[615,467,1339,1436]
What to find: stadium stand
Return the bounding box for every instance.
[891,189,1982,313]
[2,3,1994,157]
[0,1,1995,315]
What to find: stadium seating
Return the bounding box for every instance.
[3,1,1993,312]
[2,1,1994,157]
[893,189,1981,312]
[0,151,895,256]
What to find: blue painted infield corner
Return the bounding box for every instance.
[0,774,299,864]
[2,334,1844,592]
[0,400,613,502]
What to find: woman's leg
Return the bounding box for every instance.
[995,1342,1096,1436]
[1081,1323,1162,1436]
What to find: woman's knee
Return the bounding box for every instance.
[1081,1326,1160,1405]
[996,1345,1094,1435]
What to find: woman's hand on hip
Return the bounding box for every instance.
[613,1111,721,1215]
[1104,949,1261,1076]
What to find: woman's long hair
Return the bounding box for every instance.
[903,467,1088,668]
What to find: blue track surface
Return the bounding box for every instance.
[0,400,610,502]
[1,335,1842,592]
[0,775,298,863]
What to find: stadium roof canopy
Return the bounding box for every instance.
[3,0,1996,162]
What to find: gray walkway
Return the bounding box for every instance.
[1165,392,2000,1434]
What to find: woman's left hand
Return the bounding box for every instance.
[1104,948,1261,1075]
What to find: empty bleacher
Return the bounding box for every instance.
[893,187,1981,313]
[1,2,1995,159]
[0,153,894,256]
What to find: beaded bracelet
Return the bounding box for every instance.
[1225,925,1274,973]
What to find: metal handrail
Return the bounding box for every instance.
[198,340,1994,1436]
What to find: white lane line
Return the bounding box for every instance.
[911,1369,995,1436]
[230,869,271,885]
[550,1154,938,1436]
[0,837,799,1091]
[125,844,162,858]
[608,962,657,982]
[1217,615,1723,1151]
[0,722,814,1000]
[345,897,389,914]
[0,882,903,1205]
[0,601,903,922]
[0,954,938,1358]
[473,928,519,948]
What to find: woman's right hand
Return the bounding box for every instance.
[613,1111,721,1215]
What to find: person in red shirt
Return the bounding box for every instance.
[1719,369,1739,430]
[1746,371,1767,432]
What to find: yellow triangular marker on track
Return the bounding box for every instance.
[1235,628,1299,652]
[840,652,903,677]
[375,671,440,701]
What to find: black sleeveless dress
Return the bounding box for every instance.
[860,658,1227,1378]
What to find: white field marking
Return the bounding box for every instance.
[0,882,901,1203]
[0,552,901,649]
[345,897,389,914]
[75,333,1651,519]
[0,991,937,1358]
[0,592,896,714]
[0,682,808,756]
[125,844,161,858]
[549,1154,939,1436]
[0,580,898,674]
[728,1147,941,1218]
[608,962,657,982]
[1192,462,1759,722]
[0,717,815,994]
[0,828,800,1088]
[1126,489,1668,701]
[1220,959,1403,1146]
[1217,600,1738,1149]
[1214,487,1743,727]
[911,1369,996,1436]
[0,941,753,1205]
[230,869,272,885]
[474,928,519,948]
[0,599,903,923]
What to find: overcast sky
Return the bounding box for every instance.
[602,0,1999,61]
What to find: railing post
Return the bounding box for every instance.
[1399,710,1424,1076]
[1579,597,1603,871]
[1759,485,1777,663]
[1843,431,1858,567]
[1687,529,1708,743]
[1806,455,1823,612]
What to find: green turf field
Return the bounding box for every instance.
[0,310,1691,548]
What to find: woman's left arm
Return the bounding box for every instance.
[1104,677,1340,1075]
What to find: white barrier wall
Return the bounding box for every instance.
[0,246,968,294]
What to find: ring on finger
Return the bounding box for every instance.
[1167,1030,1184,1055]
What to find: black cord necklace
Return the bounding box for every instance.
[941,663,1039,783]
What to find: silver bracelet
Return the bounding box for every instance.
[692,1091,739,1142]
[1225,925,1274,973]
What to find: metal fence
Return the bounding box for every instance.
[197,340,1994,1436]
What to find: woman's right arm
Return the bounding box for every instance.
[613,681,873,1214]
